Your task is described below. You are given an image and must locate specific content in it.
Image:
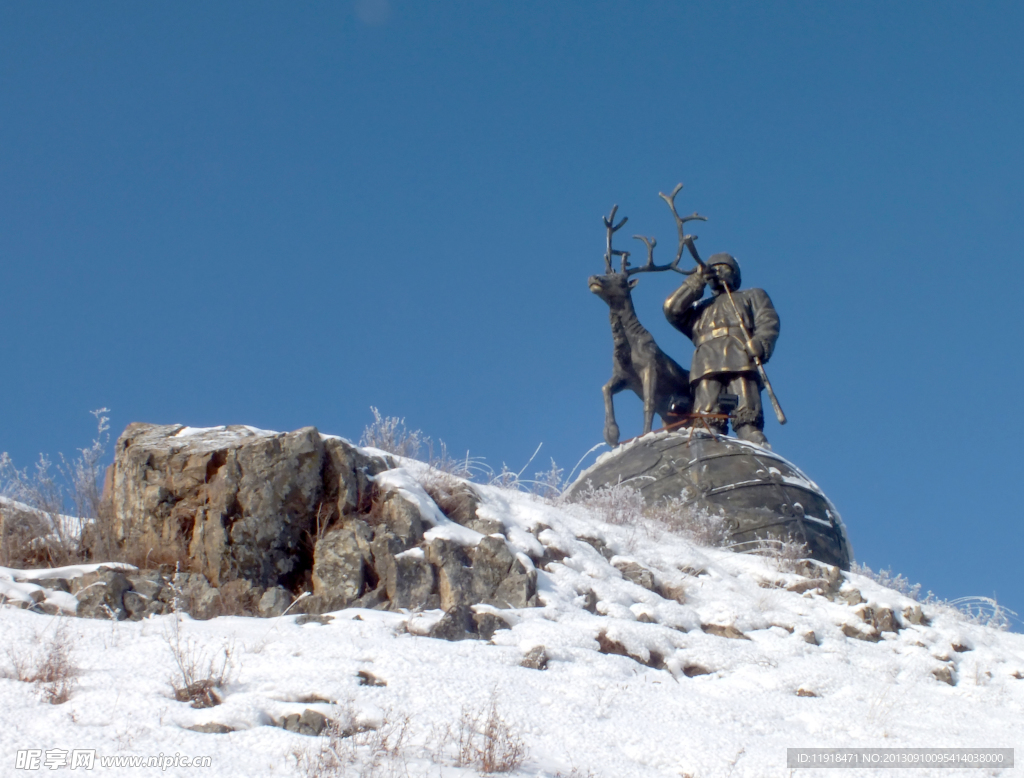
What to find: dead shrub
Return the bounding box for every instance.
[163,612,234,708]
[2,619,79,704]
[301,706,411,778]
[437,693,527,774]
[0,408,112,568]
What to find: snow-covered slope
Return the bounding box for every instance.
[2,463,1022,777]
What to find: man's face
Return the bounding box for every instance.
[710,263,738,292]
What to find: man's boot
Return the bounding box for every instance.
[734,424,770,449]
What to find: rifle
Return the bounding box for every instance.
[683,240,787,425]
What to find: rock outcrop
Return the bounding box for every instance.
[95,423,537,634]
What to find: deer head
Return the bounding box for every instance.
[589,195,705,306]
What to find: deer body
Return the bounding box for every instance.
[590,190,705,447]
[590,272,691,446]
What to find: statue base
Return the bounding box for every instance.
[564,429,852,569]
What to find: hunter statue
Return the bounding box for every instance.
[591,182,786,449]
[663,251,781,447]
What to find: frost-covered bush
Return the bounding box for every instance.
[0,409,110,568]
[571,481,730,548]
[359,407,424,459]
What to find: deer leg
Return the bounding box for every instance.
[602,377,627,447]
[641,365,657,435]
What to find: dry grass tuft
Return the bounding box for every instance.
[300,706,411,778]
[163,593,234,708]
[2,619,79,704]
[360,407,424,459]
[435,692,527,774]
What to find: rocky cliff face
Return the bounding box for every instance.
[98,423,536,636]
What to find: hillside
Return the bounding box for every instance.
[1,443,1022,777]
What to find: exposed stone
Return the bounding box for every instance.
[381,548,434,611]
[520,646,548,670]
[683,664,712,677]
[104,423,387,591]
[192,587,223,620]
[295,613,334,626]
[123,590,150,619]
[33,577,71,594]
[421,479,498,534]
[473,610,510,640]
[855,604,897,634]
[126,572,164,601]
[614,560,657,591]
[490,560,536,609]
[786,578,828,594]
[188,723,235,734]
[357,670,386,687]
[839,587,864,606]
[95,422,549,623]
[579,536,613,560]
[322,436,385,517]
[841,622,880,642]
[793,560,842,596]
[375,491,424,546]
[902,604,925,626]
[280,709,329,736]
[658,580,687,603]
[259,587,293,618]
[796,688,819,697]
[470,536,516,599]
[429,604,477,641]
[219,579,262,616]
[71,569,131,620]
[701,624,750,641]
[426,538,472,610]
[933,665,956,686]
[312,523,373,610]
[352,583,389,610]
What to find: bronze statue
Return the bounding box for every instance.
[664,249,781,447]
[591,182,785,448]
[588,205,692,447]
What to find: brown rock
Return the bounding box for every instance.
[71,569,131,620]
[701,623,750,640]
[312,524,373,609]
[104,424,386,591]
[614,560,657,591]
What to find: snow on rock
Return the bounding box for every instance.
[3,458,1022,777]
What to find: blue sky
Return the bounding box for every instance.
[2,2,1022,622]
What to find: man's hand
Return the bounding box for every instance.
[747,339,766,361]
[696,265,718,287]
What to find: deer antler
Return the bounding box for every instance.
[625,234,688,276]
[658,183,707,274]
[603,205,628,274]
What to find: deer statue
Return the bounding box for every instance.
[589,184,706,446]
